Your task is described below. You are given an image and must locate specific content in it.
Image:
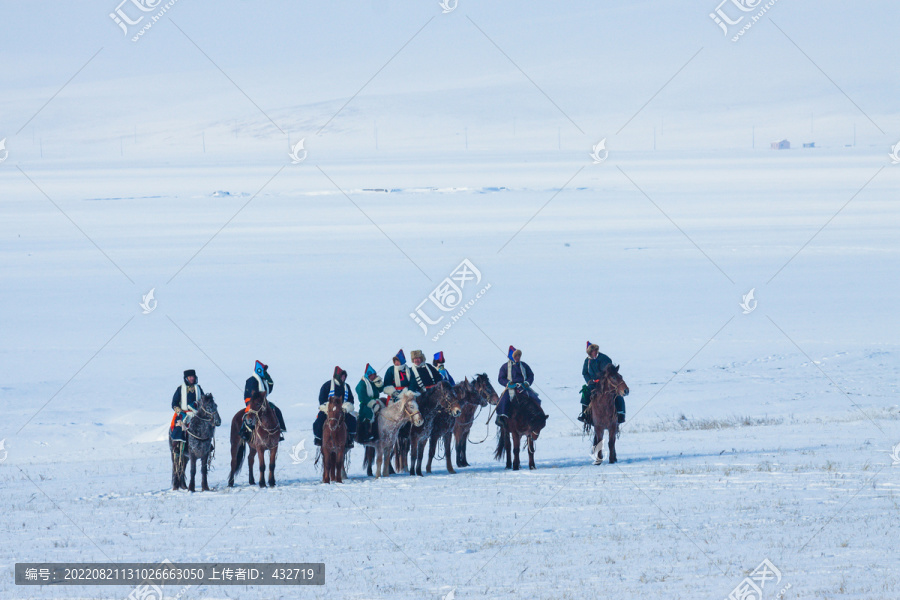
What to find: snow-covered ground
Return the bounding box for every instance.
[2,1,900,599]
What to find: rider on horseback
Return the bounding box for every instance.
[383,350,412,401]
[355,363,384,444]
[580,341,626,424]
[314,366,357,449]
[171,369,203,442]
[241,360,287,442]
[495,346,540,428]
[409,349,443,392]
[433,351,455,386]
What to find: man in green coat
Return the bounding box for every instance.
[356,363,385,443]
[580,341,625,424]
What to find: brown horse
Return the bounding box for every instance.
[452,374,500,468]
[494,392,548,470]
[227,391,281,487]
[586,364,630,465]
[319,394,347,484]
[407,382,461,476]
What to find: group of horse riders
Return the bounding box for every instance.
[169,342,625,448]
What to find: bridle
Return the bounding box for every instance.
[185,396,219,441]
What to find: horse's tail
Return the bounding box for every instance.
[493,426,507,462]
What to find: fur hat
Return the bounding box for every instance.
[394,350,406,365]
[433,351,445,365]
[333,366,347,381]
[512,349,522,361]
[410,349,425,362]
[587,341,599,356]
[183,369,197,383]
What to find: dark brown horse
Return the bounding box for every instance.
[169,393,220,491]
[227,391,280,487]
[319,394,347,483]
[494,392,548,470]
[407,382,461,476]
[586,364,629,465]
[452,374,500,468]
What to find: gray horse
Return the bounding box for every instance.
[170,393,221,491]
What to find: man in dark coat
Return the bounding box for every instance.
[408,349,443,391]
[580,341,625,424]
[313,366,357,448]
[241,360,286,441]
[171,369,204,442]
[496,346,540,427]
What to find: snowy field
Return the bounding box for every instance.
[2,1,900,599]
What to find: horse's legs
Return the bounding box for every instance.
[335,447,344,483]
[527,437,536,470]
[513,433,523,470]
[426,435,436,473]
[375,447,383,479]
[460,434,469,467]
[247,446,256,485]
[257,448,267,488]
[415,438,426,477]
[407,434,417,476]
[444,432,456,474]
[608,422,617,464]
[366,446,374,477]
[201,453,210,491]
[268,445,277,487]
[188,454,197,492]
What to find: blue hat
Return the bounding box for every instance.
[364,363,377,378]
[508,345,516,360]
[433,351,445,364]
[255,360,268,376]
[394,350,406,365]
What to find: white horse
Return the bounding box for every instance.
[362,390,424,478]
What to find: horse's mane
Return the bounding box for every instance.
[514,393,546,425]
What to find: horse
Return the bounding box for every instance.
[586,363,629,465]
[451,374,500,468]
[318,394,348,484]
[407,382,461,476]
[169,393,221,491]
[494,390,548,470]
[361,390,424,478]
[227,391,281,487]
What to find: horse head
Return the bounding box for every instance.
[472,373,499,406]
[436,382,462,417]
[605,364,629,397]
[200,393,221,427]
[399,390,424,427]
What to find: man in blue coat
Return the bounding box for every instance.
[171,369,204,442]
[496,346,540,427]
[241,360,286,441]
